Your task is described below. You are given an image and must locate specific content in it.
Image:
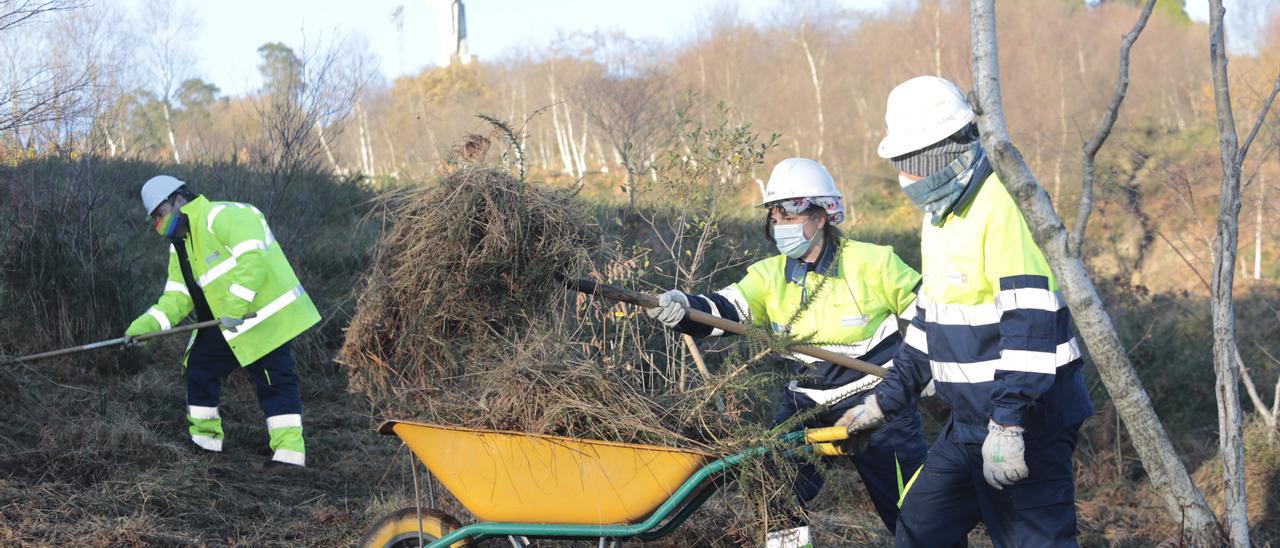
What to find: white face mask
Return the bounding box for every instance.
[772,222,816,258]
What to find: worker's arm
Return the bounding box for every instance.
[125,246,195,336]
[879,246,922,321]
[984,195,1062,429]
[211,205,270,319]
[671,262,770,338]
[871,311,931,417]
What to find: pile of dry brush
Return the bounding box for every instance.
[338,166,833,545]
[339,167,757,450]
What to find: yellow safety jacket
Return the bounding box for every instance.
[676,238,920,392]
[126,196,321,366]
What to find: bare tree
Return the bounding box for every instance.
[1205,1,1280,544]
[0,1,92,144]
[49,3,133,156]
[774,0,844,163]
[578,69,671,209]
[252,34,372,212]
[138,0,197,164]
[968,0,1224,544]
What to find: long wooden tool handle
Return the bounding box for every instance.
[564,277,887,378]
[10,319,223,364]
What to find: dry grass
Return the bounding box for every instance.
[339,166,745,449]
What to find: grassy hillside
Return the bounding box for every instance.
[1,156,1277,545]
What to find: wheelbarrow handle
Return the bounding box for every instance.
[563,277,887,378]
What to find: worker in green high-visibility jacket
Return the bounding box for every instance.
[124,175,321,467]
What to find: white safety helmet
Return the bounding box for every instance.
[140,175,187,215]
[759,157,841,206]
[877,76,975,159]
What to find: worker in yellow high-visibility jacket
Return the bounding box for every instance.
[647,158,928,548]
[124,175,321,467]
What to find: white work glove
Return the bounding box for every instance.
[982,420,1028,489]
[645,290,689,328]
[920,379,937,398]
[836,394,886,433]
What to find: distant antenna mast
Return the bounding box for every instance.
[391,5,405,75]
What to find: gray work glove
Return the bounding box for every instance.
[836,394,886,433]
[645,290,689,328]
[122,334,142,349]
[220,313,257,333]
[982,420,1028,489]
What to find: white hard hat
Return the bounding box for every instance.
[877,76,975,159]
[141,175,186,215]
[759,157,841,206]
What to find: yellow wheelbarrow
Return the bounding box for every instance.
[359,420,857,547]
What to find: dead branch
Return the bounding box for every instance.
[1072,0,1156,256]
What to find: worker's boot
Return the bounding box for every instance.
[266,413,305,467]
[765,525,813,548]
[187,405,224,452]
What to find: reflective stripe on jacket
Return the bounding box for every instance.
[675,238,921,391]
[126,196,321,366]
[876,172,1094,444]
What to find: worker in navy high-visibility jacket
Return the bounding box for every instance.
[646,158,928,548]
[838,76,1094,547]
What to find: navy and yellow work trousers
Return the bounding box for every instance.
[185,329,306,466]
[895,421,1081,547]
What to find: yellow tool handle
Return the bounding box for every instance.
[812,442,848,457]
[805,426,850,444]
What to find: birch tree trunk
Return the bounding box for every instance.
[315,122,343,176]
[162,100,180,164]
[933,0,943,76]
[1254,170,1265,280]
[357,104,371,175]
[576,109,589,175]
[549,78,574,175]
[361,105,376,175]
[968,1,1222,543]
[797,27,825,162]
[1205,1,1280,544]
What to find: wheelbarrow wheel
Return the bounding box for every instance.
[359,507,469,548]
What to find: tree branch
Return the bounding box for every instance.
[0,0,84,34]
[1071,0,1156,256]
[1235,69,1280,173]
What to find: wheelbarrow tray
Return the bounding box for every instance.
[379,420,715,525]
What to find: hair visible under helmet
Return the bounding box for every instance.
[758,157,846,246]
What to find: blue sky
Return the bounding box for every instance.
[119,0,1251,97]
